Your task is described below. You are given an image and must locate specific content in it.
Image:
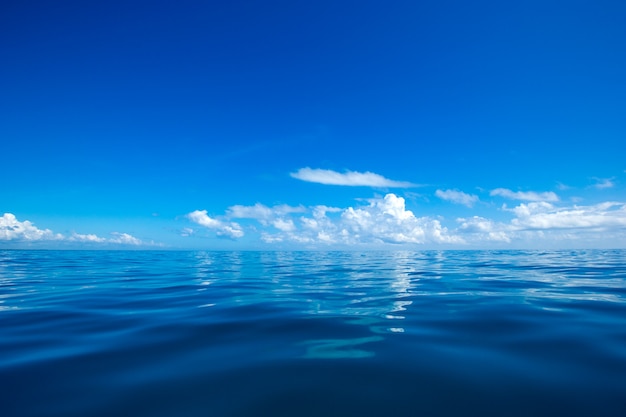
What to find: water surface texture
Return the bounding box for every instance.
[1,250,626,416]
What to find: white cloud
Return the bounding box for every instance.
[290,168,415,188]
[0,213,61,241]
[435,189,479,207]
[186,210,244,239]
[592,177,615,189]
[455,201,626,246]
[490,188,559,202]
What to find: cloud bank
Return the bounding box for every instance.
[1,213,151,246]
[185,193,626,248]
[291,168,415,188]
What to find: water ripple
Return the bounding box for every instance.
[1,250,625,416]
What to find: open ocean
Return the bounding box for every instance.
[1,250,625,416]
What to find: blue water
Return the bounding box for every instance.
[1,250,626,416]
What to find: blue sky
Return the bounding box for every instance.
[1,0,625,249]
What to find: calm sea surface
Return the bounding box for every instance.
[1,250,625,416]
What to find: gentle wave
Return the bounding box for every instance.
[1,250,626,416]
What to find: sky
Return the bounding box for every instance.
[1,0,625,250]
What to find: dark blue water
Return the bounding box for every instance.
[1,250,625,416]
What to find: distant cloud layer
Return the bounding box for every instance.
[0,213,151,246]
[185,192,626,248]
[290,168,415,188]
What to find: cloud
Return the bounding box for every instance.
[68,232,107,243]
[1,213,151,246]
[290,168,415,188]
[228,203,305,223]
[186,210,244,239]
[592,177,615,189]
[0,213,61,241]
[109,232,143,245]
[68,231,146,245]
[272,218,296,232]
[490,188,559,202]
[435,189,479,207]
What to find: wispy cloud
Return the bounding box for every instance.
[1,213,151,246]
[290,168,415,188]
[490,188,559,202]
[435,189,479,207]
[228,203,305,223]
[592,177,615,189]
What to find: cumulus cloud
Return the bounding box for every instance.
[0,213,61,241]
[252,194,462,246]
[290,168,415,188]
[435,189,479,207]
[187,210,244,239]
[490,188,559,202]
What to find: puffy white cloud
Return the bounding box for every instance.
[290,167,415,188]
[187,210,244,239]
[435,189,479,207]
[490,188,559,202]
[0,213,61,241]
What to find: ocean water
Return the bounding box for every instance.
[1,250,625,417]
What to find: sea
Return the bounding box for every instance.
[1,249,625,417]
